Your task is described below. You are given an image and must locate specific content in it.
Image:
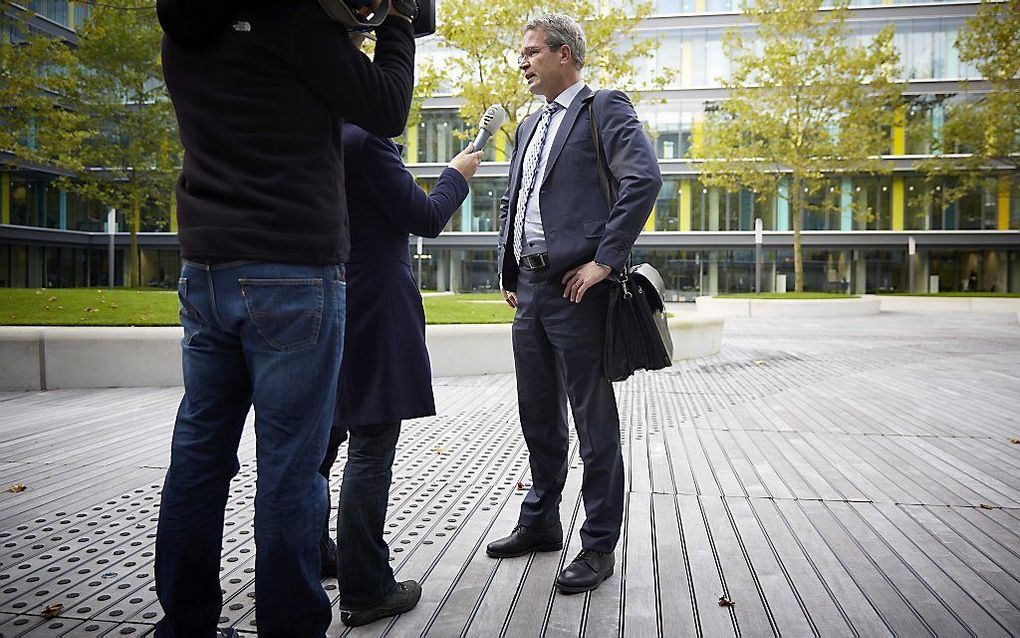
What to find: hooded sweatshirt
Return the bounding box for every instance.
[157,0,415,264]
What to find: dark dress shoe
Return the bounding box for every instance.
[555,549,615,593]
[320,533,338,579]
[485,523,563,558]
[340,579,422,627]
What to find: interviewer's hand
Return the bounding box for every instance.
[449,143,483,180]
[501,288,518,308]
[561,261,611,303]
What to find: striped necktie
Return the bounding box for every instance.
[513,101,563,264]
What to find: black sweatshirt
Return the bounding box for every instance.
[158,0,415,264]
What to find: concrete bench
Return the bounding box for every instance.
[876,296,1020,315]
[695,295,881,318]
[0,315,724,391]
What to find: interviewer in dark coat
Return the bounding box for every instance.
[317,115,481,625]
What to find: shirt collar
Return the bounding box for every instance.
[550,80,585,111]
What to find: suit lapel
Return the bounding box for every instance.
[541,84,593,185]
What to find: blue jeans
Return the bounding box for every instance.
[335,421,401,610]
[155,260,346,638]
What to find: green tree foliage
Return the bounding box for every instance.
[0,3,86,168]
[694,0,901,291]
[915,0,1019,214]
[433,0,675,150]
[65,0,179,286]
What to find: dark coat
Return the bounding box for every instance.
[333,124,469,428]
[497,87,662,289]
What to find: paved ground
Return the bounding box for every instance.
[1,312,1019,637]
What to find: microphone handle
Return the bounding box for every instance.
[472,129,492,151]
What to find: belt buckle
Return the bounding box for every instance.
[520,252,548,271]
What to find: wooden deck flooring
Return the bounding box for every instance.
[1,311,1019,636]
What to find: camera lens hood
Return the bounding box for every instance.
[318,0,391,28]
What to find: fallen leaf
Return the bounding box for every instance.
[42,603,63,618]
[516,481,526,491]
[7,483,27,493]
[1010,437,1020,445]
[979,503,998,510]
[48,296,57,302]
[718,595,735,607]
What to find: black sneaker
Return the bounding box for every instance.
[340,580,422,627]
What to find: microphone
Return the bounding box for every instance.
[471,104,507,151]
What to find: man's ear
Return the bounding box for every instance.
[560,45,573,66]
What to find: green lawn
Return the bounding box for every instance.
[0,288,515,326]
[423,293,514,324]
[0,288,181,326]
[715,292,860,300]
[876,292,1020,298]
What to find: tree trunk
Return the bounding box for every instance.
[791,177,804,292]
[131,195,141,288]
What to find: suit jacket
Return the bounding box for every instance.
[334,124,469,429]
[497,86,662,291]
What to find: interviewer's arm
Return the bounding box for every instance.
[360,135,476,238]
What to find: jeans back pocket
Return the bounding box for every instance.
[239,278,325,351]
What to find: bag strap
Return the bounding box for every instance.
[587,90,632,274]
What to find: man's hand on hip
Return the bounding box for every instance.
[561,261,611,303]
[501,288,518,308]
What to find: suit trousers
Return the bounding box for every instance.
[512,270,624,553]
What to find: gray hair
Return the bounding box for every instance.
[523,13,586,71]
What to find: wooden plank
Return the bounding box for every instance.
[474,443,583,637]
[741,431,818,500]
[851,502,1012,637]
[622,493,657,637]
[723,430,794,500]
[676,496,740,637]
[711,431,770,499]
[650,493,697,636]
[892,504,1020,630]
[761,499,891,636]
[790,501,932,636]
[717,497,814,636]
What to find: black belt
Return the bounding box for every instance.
[519,252,549,271]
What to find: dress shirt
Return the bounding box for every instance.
[520,80,586,257]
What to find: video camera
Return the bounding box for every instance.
[318,0,436,38]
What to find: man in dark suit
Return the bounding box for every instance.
[486,13,662,594]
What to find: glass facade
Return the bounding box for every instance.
[2,0,1016,293]
[650,0,978,15]
[641,17,979,89]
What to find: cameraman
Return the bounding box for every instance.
[153,1,417,637]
